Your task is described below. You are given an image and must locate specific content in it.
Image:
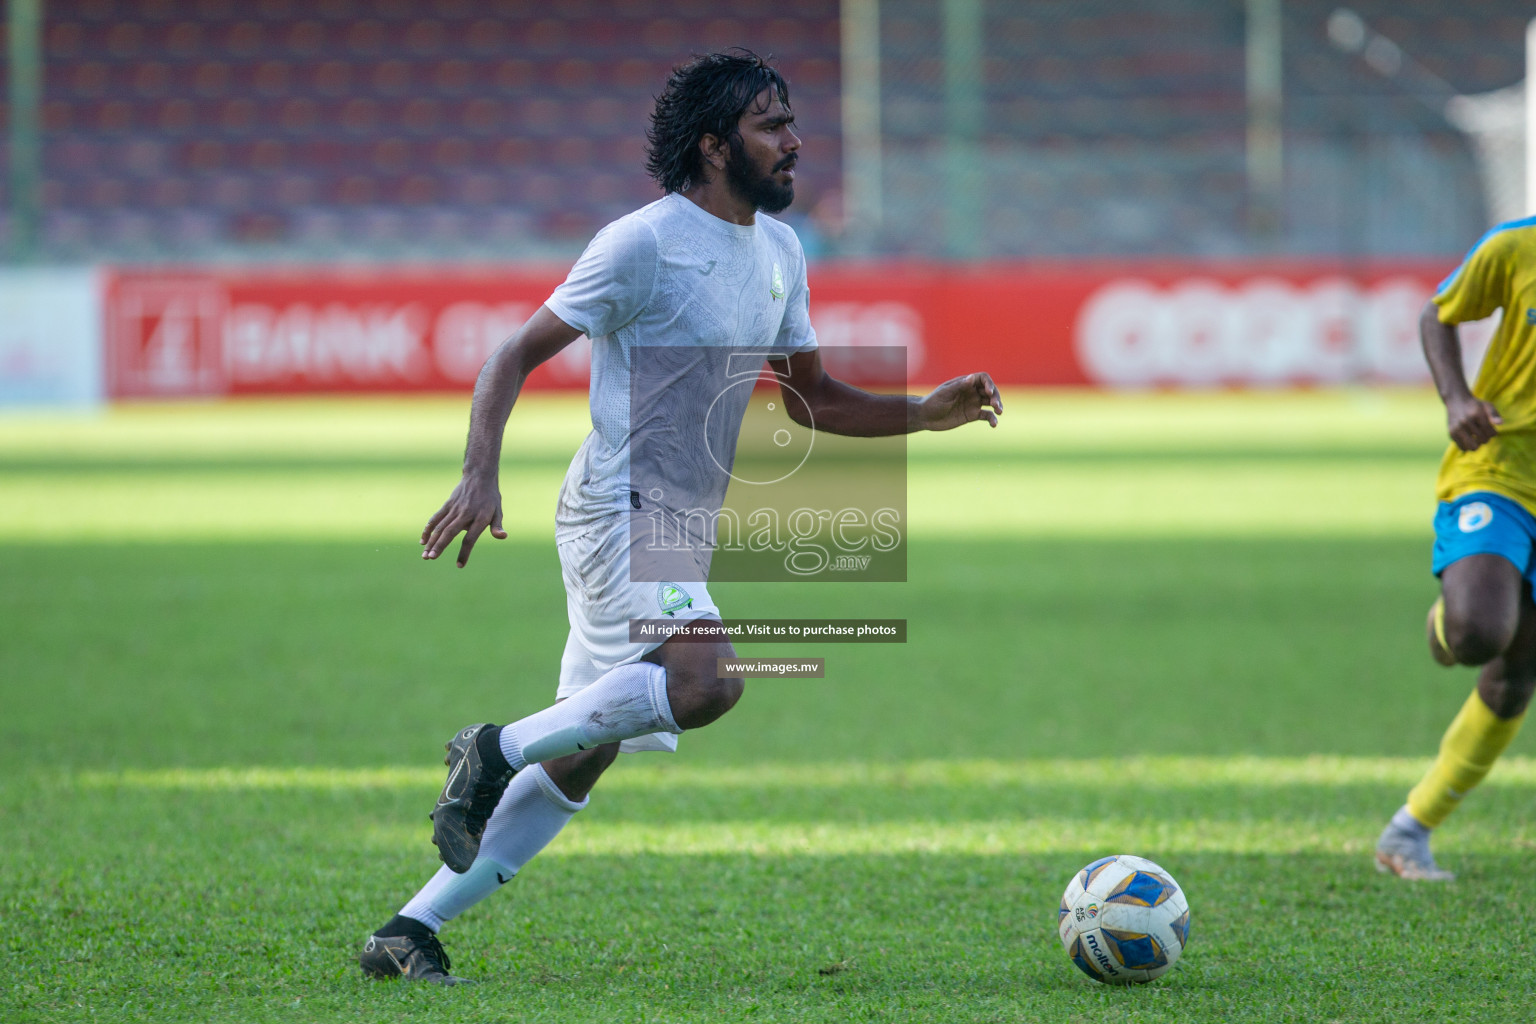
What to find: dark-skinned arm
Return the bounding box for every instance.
[1420,299,1501,453]
[421,305,583,566]
[778,348,1003,437]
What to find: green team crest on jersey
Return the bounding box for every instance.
[657,583,693,615]
[770,262,785,299]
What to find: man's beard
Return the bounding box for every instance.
[726,136,795,214]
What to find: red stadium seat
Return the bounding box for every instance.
[164,21,203,58]
[346,19,386,56]
[340,98,380,136]
[312,60,351,96]
[336,175,378,206]
[106,21,144,58]
[279,97,320,134]
[404,19,447,56]
[466,18,506,55]
[434,59,474,94]
[399,175,437,204]
[96,99,135,134]
[553,58,597,95]
[433,136,474,168]
[186,140,226,172]
[224,20,265,59]
[401,98,444,135]
[372,59,414,96]
[275,174,318,207]
[253,61,292,98]
[457,172,500,205]
[371,138,412,173]
[46,20,83,58]
[193,62,231,98]
[218,98,258,134]
[286,19,325,56]
[460,98,501,135]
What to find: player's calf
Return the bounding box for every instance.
[542,741,622,802]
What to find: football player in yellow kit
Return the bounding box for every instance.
[1376,218,1536,880]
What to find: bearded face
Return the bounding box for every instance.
[725,132,796,214]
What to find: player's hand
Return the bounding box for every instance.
[1446,395,1502,452]
[914,372,1003,431]
[421,471,507,567]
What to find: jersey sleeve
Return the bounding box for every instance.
[773,229,818,353]
[1434,227,1516,324]
[545,216,659,338]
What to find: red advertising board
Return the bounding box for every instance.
[103,261,1465,398]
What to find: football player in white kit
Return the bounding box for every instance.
[361,50,1003,984]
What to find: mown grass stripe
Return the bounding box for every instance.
[68,756,1536,792]
[358,817,1527,857]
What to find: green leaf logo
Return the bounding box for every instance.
[657,583,693,615]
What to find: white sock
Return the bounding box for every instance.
[399,764,587,931]
[499,661,677,770]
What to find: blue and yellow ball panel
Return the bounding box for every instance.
[1100,928,1168,971]
[1078,855,1116,890]
[1068,936,1105,981]
[1170,909,1191,949]
[1106,870,1174,907]
[1058,894,1071,923]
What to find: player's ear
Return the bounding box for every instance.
[699,132,728,172]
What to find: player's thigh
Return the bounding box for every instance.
[1434,494,1534,639]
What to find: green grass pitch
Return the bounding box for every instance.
[2,391,1534,1022]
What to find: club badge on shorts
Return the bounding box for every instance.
[657,582,693,615]
[1459,501,1494,533]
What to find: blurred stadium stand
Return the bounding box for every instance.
[0,0,1527,263]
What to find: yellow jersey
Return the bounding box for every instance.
[1433,217,1536,512]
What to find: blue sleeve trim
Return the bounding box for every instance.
[1437,214,1536,296]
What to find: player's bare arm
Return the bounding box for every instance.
[780,349,1002,437]
[421,305,582,566]
[1420,298,1502,452]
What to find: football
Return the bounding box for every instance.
[1057,854,1190,985]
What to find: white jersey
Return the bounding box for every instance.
[544,193,818,532]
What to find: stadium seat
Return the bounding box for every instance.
[29,0,1495,260]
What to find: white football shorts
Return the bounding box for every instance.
[554,513,721,754]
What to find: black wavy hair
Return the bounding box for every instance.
[645,49,791,194]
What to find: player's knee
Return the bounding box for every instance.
[1445,614,1514,665]
[670,672,743,730]
[711,674,745,716]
